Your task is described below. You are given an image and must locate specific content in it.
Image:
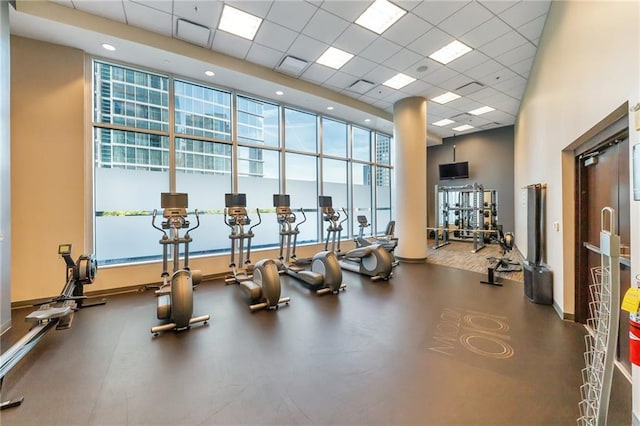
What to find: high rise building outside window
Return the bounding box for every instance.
[92,60,393,265]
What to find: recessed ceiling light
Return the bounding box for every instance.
[469,106,495,115]
[204,70,215,77]
[452,124,474,132]
[433,119,455,126]
[382,73,416,90]
[355,0,406,35]
[276,90,284,96]
[431,92,461,104]
[327,106,334,110]
[364,118,371,123]
[429,40,472,64]
[218,5,262,40]
[316,47,354,70]
[101,43,116,51]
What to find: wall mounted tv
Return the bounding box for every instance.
[439,161,469,180]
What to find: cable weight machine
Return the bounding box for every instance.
[432,183,498,253]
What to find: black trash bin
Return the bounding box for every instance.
[523,262,553,305]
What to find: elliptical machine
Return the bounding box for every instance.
[320,196,393,281]
[1,244,100,410]
[150,192,209,335]
[354,215,399,267]
[273,194,345,295]
[224,193,290,312]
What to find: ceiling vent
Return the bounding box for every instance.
[175,19,212,47]
[455,81,485,96]
[348,79,376,94]
[451,112,473,121]
[276,55,309,76]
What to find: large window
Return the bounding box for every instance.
[322,118,347,158]
[93,62,170,264]
[285,108,317,153]
[93,60,393,265]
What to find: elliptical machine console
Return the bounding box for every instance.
[274,194,345,295]
[320,196,393,281]
[224,193,290,311]
[150,192,209,335]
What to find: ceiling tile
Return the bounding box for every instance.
[477,1,518,15]
[478,30,528,58]
[333,24,377,55]
[494,75,527,93]
[319,1,370,22]
[73,0,126,23]
[393,1,423,12]
[382,13,432,47]
[411,1,470,26]
[462,58,503,80]
[128,0,172,14]
[495,42,536,67]
[254,20,298,53]
[427,103,462,119]
[123,1,172,37]
[517,14,547,42]
[212,31,252,60]
[246,43,283,69]
[384,90,413,104]
[447,50,488,73]
[509,57,534,77]
[466,86,502,102]
[407,27,452,57]
[440,73,474,92]
[266,1,317,32]
[301,8,351,45]
[499,1,551,28]
[225,0,274,18]
[173,1,222,28]
[286,34,329,63]
[458,17,511,48]
[363,65,398,85]
[400,79,434,96]
[359,37,403,64]
[438,2,494,38]
[422,66,461,86]
[325,71,360,90]
[340,56,378,79]
[386,48,423,73]
[485,110,515,124]
[366,85,396,101]
[300,63,335,84]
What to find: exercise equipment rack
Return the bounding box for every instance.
[432,183,498,253]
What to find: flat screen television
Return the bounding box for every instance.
[439,161,469,180]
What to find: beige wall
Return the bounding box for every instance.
[515,0,639,315]
[515,0,639,418]
[11,36,85,302]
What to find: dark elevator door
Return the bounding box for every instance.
[577,134,631,374]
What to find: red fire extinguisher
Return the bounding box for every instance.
[630,314,640,366]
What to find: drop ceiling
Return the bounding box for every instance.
[8,0,551,145]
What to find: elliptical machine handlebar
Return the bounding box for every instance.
[151,209,166,236]
[295,208,306,231]
[339,208,349,228]
[249,208,262,234]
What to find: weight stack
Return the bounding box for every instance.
[523,262,553,305]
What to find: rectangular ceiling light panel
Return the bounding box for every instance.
[382,73,416,90]
[433,118,455,126]
[431,91,461,104]
[316,47,354,70]
[429,40,472,64]
[176,19,212,47]
[218,5,262,40]
[452,124,474,131]
[469,106,496,115]
[355,0,406,35]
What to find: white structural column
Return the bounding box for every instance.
[0,0,11,332]
[393,97,427,262]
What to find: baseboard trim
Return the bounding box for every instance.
[397,256,427,264]
[552,300,575,321]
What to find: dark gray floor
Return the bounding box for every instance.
[1,262,631,425]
